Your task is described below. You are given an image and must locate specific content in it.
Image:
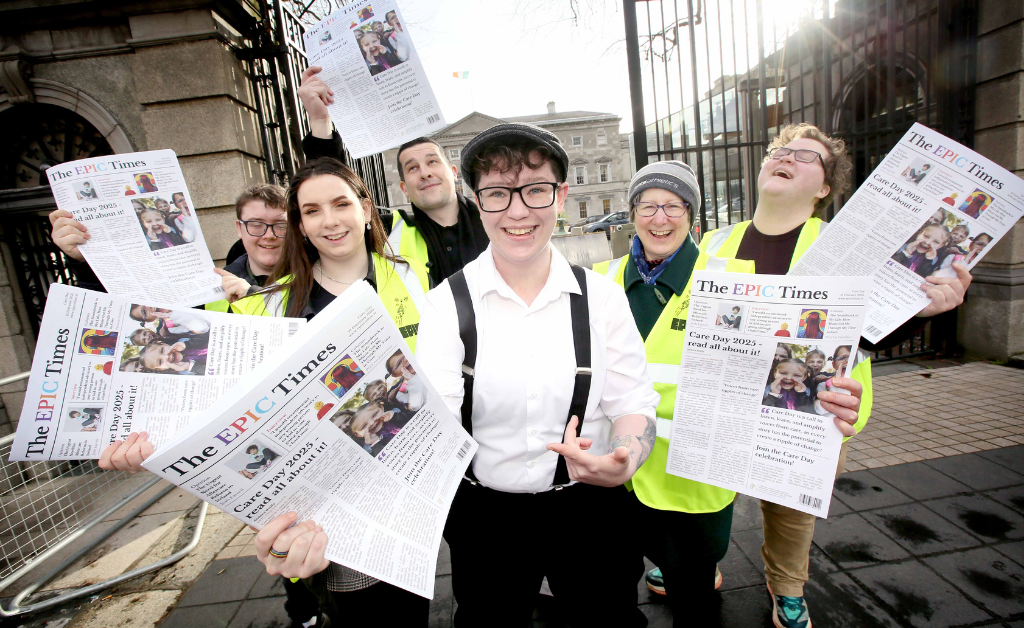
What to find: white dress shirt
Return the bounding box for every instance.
[416,245,658,493]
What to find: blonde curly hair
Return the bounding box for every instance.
[764,123,852,217]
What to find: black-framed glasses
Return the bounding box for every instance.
[476,182,560,212]
[238,220,288,237]
[633,200,690,218]
[767,147,826,170]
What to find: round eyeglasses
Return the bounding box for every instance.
[475,182,560,213]
[238,220,288,237]
[632,201,690,218]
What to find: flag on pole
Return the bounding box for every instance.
[452,71,470,79]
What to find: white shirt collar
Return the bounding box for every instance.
[476,244,582,310]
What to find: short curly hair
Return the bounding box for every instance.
[764,123,852,216]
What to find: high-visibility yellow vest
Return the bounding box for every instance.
[595,252,756,513]
[387,213,430,263]
[231,253,429,351]
[204,299,230,313]
[698,218,874,438]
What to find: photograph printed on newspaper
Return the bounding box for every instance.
[143,282,477,598]
[789,122,1024,343]
[301,0,446,158]
[9,285,303,461]
[665,270,871,517]
[44,150,224,306]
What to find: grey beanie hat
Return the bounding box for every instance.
[627,160,700,227]
[460,122,569,191]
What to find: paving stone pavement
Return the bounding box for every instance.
[158,362,1024,628]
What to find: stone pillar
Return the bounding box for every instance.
[0,245,32,437]
[128,10,266,262]
[959,1,1024,360]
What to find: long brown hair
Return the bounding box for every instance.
[263,158,397,318]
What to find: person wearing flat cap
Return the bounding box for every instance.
[593,161,755,625]
[416,123,658,627]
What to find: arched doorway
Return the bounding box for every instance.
[0,104,114,334]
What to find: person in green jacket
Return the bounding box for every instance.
[595,161,864,627]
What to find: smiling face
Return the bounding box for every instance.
[806,352,825,375]
[951,226,969,245]
[155,199,172,213]
[774,361,808,389]
[475,156,566,270]
[350,403,394,442]
[970,234,992,252]
[757,138,830,207]
[237,199,287,276]
[140,210,167,234]
[361,32,382,56]
[774,345,791,362]
[914,225,950,254]
[398,143,457,211]
[832,347,851,377]
[140,342,182,370]
[297,175,369,265]
[634,188,691,260]
[363,380,388,401]
[387,353,415,379]
[172,193,190,214]
[131,328,157,345]
[929,209,945,224]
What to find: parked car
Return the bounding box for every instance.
[584,211,630,236]
[569,215,605,230]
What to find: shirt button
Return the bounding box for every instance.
[529,392,537,400]
[528,461,536,468]
[446,246,453,251]
[530,429,537,436]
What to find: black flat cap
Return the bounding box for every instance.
[460,122,570,190]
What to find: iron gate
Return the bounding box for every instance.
[623,0,978,358]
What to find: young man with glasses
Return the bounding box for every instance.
[697,123,972,628]
[417,123,657,627]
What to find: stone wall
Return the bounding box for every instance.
[958,0,1024,360]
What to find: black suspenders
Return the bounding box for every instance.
[448,265,592,487]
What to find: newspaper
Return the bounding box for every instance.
[143,282,476,598]
[301,0,446,159]
[790,123,1024,343]
[665,271,870,517]
[10,285,302,461]
[45,150,224,306]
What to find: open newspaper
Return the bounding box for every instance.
[302,0,446,158]
[45,150,224,306]
[143,282,476,598]
[665,271,870,517]
[10,285,302,461]
[790,123,1024,343]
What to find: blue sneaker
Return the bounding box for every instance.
[645,565,723,596]
[771,590,812,628]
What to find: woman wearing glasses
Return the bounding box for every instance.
[593,161,757,626]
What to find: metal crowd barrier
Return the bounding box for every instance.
[0,372,208,618]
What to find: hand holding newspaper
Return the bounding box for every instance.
[666,271,870,517]
[789,122,1024,343]
[9,285,302,461]
[45,150,224,306]
[143,282,476,598]
[301,0,446,158]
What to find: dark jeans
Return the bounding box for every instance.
[630,495,734,628]
[444,479,648,628]
[282,576,319,623]
[307,575,429,627]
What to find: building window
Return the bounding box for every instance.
[579,201,588,218]
[603,198,611,214]
[574,166,586,185]
[599,163,610,183]
[597,130,607,146]
[572,136,583,147]
[448,148,460,160]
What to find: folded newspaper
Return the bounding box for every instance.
[45,150,225,306]
[790,122,1024,343]
[301,0,446,158]
[10,285,303,461]
[143,282,476,598]
[665,271,870,517]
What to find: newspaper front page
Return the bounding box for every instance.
[665,271,870,517]
[789,122,1024,343]
[143,282,476,598]
[302,0,446,158]
[10,285,302,461]
[45,150,224,306]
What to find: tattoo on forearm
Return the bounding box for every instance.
[608,434,633,458]
[637,417,656,468]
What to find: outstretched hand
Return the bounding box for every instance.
[254,511,330,579]
[918,262,972,318]
[546,416,633,487]
[818,376,862,437]
[214,267,252,303]
[298,66,334,138]
[49,209,90,262]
